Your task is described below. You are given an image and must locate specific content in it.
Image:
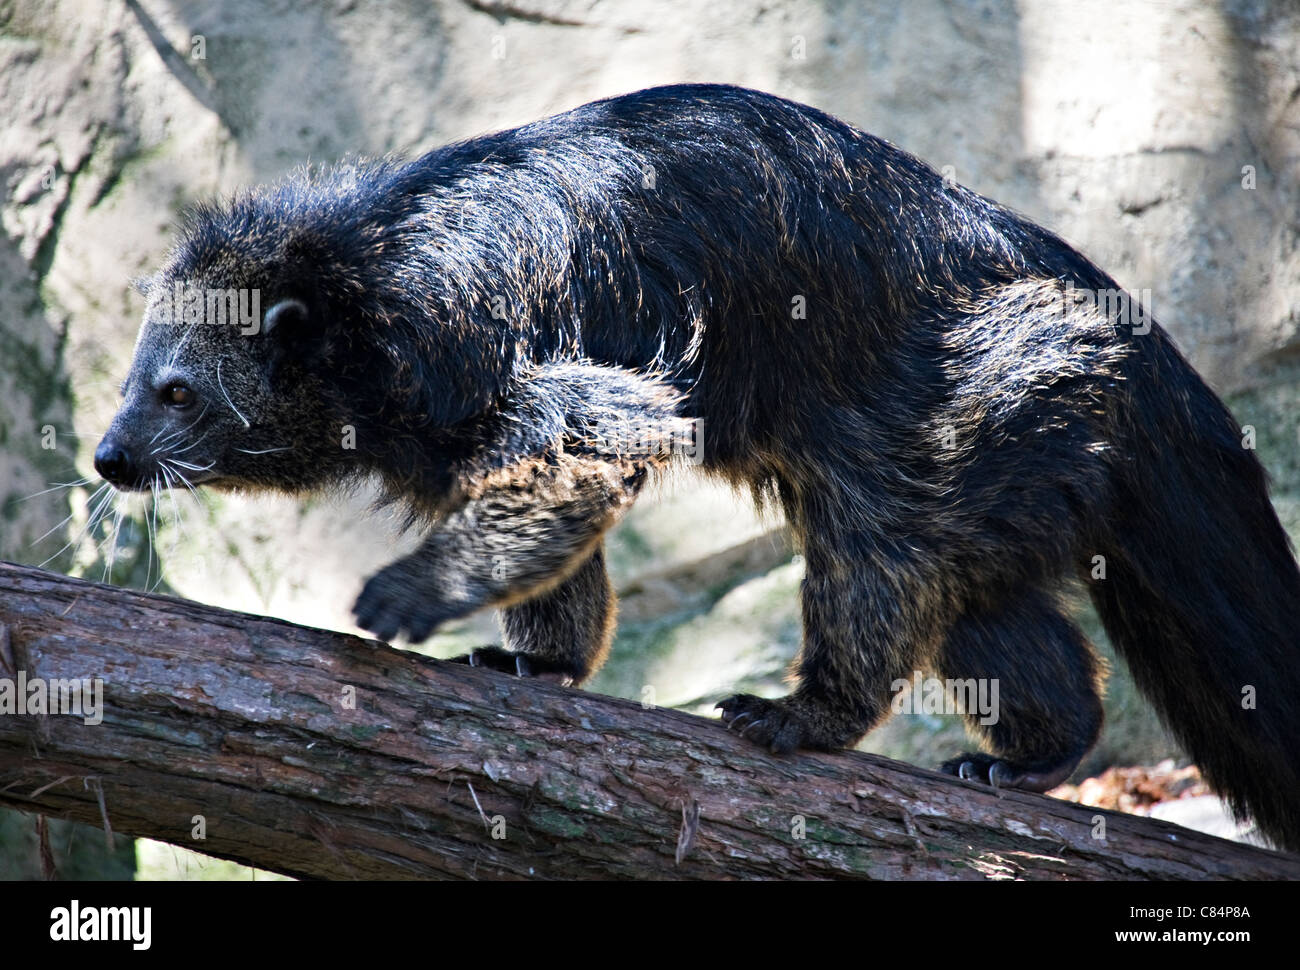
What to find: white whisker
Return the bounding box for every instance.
[32,510,79,548]
[151,403,210,454]
[216,359,250,429]
[163,462,211,527]
[38,483,115,568]
[32,482,108,546]
[163,459,198,495]
[144,483,160,591]
[166,322,197,371]
[169,459,215,472]
[158,463,187,565]
[102,505,125,584]
[169,430,210,456]
[18,478,93,502]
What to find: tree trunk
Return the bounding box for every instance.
[0,561,1294,880]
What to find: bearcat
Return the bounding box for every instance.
[95,84,1300,853]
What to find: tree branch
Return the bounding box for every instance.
[0,561,1294,880]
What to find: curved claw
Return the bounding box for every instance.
[958,761,978,782]
[989,761,1022,789]
[726,711,756,732]
[534,671,575,687]
[738,718,767,740]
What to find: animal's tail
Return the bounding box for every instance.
[1088,325,1300,853]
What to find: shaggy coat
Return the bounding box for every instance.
[98,84,1300,852]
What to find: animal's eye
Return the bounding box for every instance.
[162,382,195,408]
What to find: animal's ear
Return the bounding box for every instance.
[261,298,322,385]
[262,298,310,340]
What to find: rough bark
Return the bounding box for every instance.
[0,561,1295,881]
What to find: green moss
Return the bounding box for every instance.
[89,136,173,211]
[1226,370,1300,504]
[0,809,135,880]
[0,327,70,426]
[0,325,75,567]
[526,809,588,839]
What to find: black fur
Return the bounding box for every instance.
[99,83,1300,853]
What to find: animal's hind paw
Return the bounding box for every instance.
[939,751,1080,793]
[940,752,1025,789]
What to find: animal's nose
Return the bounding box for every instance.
[94,440,132,485]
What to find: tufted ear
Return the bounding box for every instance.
[262,298,310,339]
[261,297,325,386]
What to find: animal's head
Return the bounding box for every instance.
[95,162,517,498]
[95,271,340,495]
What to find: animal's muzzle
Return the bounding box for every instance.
[94,438,134,487]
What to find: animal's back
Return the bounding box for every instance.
[401,84,1114,479]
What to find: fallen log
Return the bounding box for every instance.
[0,561,1294,880]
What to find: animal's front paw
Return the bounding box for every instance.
[716,694,827,754]
[352,559,475,643]
[447,647,579,686]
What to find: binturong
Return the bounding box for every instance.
[97,83,1300,854]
